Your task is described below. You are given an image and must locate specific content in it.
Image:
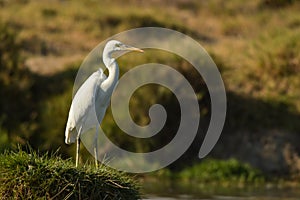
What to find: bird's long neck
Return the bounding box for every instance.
[102,56,119,93]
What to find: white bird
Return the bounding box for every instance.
[65,40,143,167]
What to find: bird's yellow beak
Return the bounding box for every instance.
[126,47,144,53]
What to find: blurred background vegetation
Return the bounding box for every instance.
[0,0,300,183]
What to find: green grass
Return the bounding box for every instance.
[141,158,266,189]
[177,159,265,186]
[0,147,140,199]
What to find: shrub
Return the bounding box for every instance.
[0,23,34,147]
[261,0,298,8]
[178,158,265,186]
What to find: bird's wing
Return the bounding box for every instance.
[65,69,106,144]
[96,68,107,89]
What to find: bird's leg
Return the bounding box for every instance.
[94,125,99,168]
[76,136,80,167]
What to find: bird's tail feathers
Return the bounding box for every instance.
[65,126,77,144]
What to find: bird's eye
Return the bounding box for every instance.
[115,43,121,48]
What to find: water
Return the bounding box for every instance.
[141,181,300,200]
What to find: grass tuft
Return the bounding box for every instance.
[0,147,140,199]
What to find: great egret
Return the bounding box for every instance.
[65,40,143,167]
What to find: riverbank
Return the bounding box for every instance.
[2,148,300,199]
[0,148,140,199]
[139,158,300,195]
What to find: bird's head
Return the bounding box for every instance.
[103,40,144,59]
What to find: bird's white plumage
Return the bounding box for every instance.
[65,68,107,144]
